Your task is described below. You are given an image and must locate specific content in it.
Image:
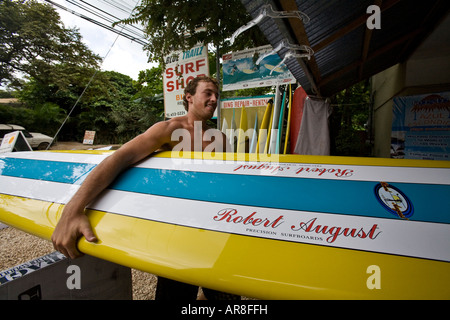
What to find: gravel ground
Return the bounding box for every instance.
[0,226,157,300]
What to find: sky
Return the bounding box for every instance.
[44,0,155,80]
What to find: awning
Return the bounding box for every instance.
[239,0,450,97]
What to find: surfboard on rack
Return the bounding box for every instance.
[229,108,237,151]
[249,113,258,153]
[1,150,449,299]
[237,106,248,153]
[221,117,228,135]
[264,104,275,154]
[268,86,282,154]
[283,84,293,154]
[276,85,288,154]
[256,100,273,153]
[289,86,308,154]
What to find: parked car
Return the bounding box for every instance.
[0,124,53,150]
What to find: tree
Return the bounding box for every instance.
[0,0,101,89]
[330,80,372,156]
[107,65,165,143]
[120,0,266,65]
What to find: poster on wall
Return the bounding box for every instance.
[391,92,450,160]
[163,44,209,118]
[222,45,296,91]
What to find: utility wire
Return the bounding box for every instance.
[45,0,142,148]
[43,0,147,45]
[69,0,144,39]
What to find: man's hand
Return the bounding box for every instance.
[51,208,97,259]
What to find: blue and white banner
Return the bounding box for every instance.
[222,45,296,91]
[391,92,450,160]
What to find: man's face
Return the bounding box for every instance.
[186,81,218,119]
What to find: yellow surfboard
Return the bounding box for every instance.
[1,150,449,299]
[264,106,274,154]
[256,100,273,153]
[283,84,293,154]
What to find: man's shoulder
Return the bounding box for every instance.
[152,117,186,131]
[164,116,189,130]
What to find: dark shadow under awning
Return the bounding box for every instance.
[239,0,450,97]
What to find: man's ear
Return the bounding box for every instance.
[185,92,193,104]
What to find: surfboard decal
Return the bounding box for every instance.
[374,182,414,219]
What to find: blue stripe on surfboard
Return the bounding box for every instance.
[111,167,450,224]
[1,157,449,224]
[0,157,95,184]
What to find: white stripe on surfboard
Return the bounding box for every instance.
[2,152,449,185]
[90,188,450,262]
[0,175,79,204]
[2,151,110,164]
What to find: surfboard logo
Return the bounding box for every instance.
[374,182,413,220]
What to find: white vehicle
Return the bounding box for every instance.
[0,124,53,150]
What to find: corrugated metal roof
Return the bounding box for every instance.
[240,0,450,96]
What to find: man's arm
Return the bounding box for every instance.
[51,121,175,259]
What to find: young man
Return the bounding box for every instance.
[52,75,237,300]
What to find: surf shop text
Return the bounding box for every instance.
[165,58,207,92]
[213,209,381,244]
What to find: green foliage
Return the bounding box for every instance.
[0,0,101,88]
[120,0,266,65]
[330,80,372,156]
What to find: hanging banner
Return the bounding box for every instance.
[220,95,274,109]
[391,92,450,160]
[163,44,209,118]
[222,45,296,91]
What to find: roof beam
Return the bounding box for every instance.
[359,0,383,79]
[319,29,419,91]
[312,0,401,53]
[278,0,321,95]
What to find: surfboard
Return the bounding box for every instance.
[221,117,228,135]
[237,106,247,153]
[268,85,282,154]
[249,113,258,153]
[256,100,273,153]
[289,86,308,154]
[1,150,449,299]
[264,64,284,73]
[229,108,237,151]
[283,84,293,154]
[276,85,288,154]
[264,105,274,154]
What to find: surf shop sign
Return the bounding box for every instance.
[222,45,295,91]
[163,44,210,118]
